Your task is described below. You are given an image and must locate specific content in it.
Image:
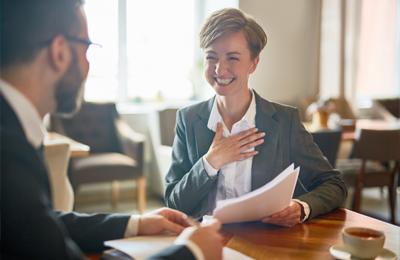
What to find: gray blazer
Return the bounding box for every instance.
[165,90,347,220]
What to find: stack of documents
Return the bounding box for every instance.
[213,163,299,224]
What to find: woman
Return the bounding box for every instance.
[165,8,347,227]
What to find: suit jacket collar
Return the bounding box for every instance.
[1,95,52,195]
[1,94,25,137]
[197,94,216,121]
[193,96,216,160]
[251,91,280,190]
[196,90,277,125]
[206,91,256,133]
[193,90,280,191]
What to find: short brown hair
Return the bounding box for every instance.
[199,8,267,60]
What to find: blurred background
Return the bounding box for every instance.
[47,0,400,225]
[83,0,399,109]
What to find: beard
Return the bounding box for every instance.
[53,47,85,117]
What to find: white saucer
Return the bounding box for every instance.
[330,244,398,260]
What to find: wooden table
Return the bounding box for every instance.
[86,208,399,260]
[220,208,399,259]
[45,132,90,157]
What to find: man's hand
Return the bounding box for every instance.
[261,201,302,227]
[178,219,223,260]
[205,122,265,170]
[137,207,191,235]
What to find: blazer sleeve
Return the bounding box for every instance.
[1,130,130,259]
[55,211,130,253]
[164,109,218,219]
[289,109,347,220]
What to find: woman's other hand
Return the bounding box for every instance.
[261,201,302,227]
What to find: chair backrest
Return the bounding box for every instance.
[311,129,342,168]
[51,102,122,154]
[376,98,400,118]
[352,129,400,161]
[43,140,74,212]
[158,108,178,147]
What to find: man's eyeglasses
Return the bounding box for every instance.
[42,36,102,48]
[65,36,102,48]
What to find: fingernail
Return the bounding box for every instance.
[261,132,265,136]
[254,128,258,132]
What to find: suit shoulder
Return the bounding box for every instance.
[258,96,299,118]
[270,101,298,114]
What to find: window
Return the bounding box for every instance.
[319,0,342,98]
[319,0,399,101]
[126,0,194,101]
[84,0,194,102]
[84,0,119,101]
[83,0,239,103]
[356,0,399,99]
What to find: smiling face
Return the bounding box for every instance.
[204,31,259,98]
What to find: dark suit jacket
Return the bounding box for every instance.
[165,90,347,220]
[0,96,194,260]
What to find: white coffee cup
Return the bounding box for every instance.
[342,227,385,259]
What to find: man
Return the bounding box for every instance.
[0,1,223,259]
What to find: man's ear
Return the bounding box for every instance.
[47,35,71,74]
[249,56,260,74]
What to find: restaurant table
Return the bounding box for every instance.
[85,208,399,260]
[45,131,90,157]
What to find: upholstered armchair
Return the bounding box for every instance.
[50,102,146,214]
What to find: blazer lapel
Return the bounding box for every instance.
[192,97,218,214]
[1,95,52,196]
[193,96,216,160]
[251,91,280,191]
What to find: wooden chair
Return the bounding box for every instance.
[51,102,146,214]
[336,129,400,224]
[311,129,342,168]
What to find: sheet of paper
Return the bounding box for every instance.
[223,247,255,260]
[104,235,255,260]
[104,234,176,260]
[213,163,299,224]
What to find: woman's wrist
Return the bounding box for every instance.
[205,153,220,170]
